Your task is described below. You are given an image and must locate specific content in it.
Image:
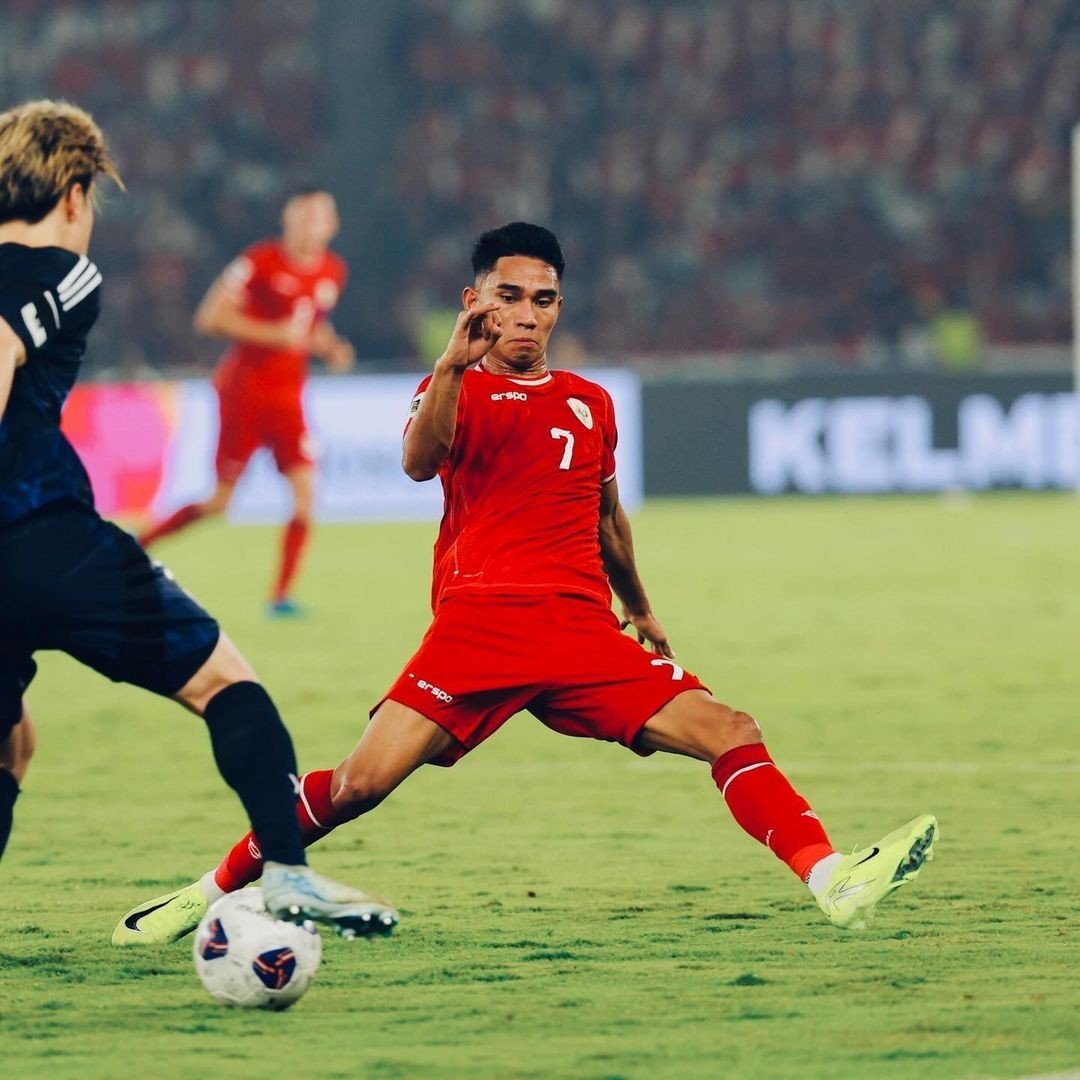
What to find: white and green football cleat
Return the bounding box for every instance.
[261,862,399,940]
[111,880,208,946]
[816,814,938,930]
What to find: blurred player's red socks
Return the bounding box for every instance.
[213,769,340,892]
[711,743,836,882]
[139,503,203,547]
[272,517,310,603]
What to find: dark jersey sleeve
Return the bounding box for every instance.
[0,253,101,358]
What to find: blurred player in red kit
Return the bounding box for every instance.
[139,188,354,616]
[115,222,937,945]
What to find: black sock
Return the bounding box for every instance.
[203,682,305,867]
[0,768,20,861]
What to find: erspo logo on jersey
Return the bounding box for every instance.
[491,391,528,402]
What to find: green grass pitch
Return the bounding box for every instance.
[2,495,1078,1079]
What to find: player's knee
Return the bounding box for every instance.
[202,485,233,516]
[177,634,259,715]
[711,703,762,748]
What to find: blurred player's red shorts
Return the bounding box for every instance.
[376,591,710,766]
[215,389,314,482]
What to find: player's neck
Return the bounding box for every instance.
[480,354,549,380]
[280,238,325,270]
[0,210,87,255]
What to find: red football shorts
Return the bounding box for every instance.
[376,591,710,766]
[215,389,314,482]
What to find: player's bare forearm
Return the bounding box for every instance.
[197,305,294,350]
[310,323,355,370]
[402,360,465,481]
[598,479,673,656]
[599,493,650,616]
[402,300,503,481]
[194,283,297,351]
[0,317,27,421]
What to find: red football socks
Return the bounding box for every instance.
[712,743,836,882]
[213,769,339,892]
[272,517,310,603]
[138,503,204,547]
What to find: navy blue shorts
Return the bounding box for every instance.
[0,505,220,740]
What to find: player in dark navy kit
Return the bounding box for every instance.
[0,99,396,939]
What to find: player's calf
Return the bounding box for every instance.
[0,704,35,860]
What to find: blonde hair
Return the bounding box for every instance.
[0,99,123,225]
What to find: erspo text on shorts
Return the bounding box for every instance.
[414,677,454,703]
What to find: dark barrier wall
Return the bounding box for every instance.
[643,374,1076,496]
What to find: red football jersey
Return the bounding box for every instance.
[409,363,619,611]
[213,239,346,405]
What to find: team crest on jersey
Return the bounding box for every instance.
[315,279,340,308]
[567,397,593,429]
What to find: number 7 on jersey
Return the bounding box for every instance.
[550,427,575,470]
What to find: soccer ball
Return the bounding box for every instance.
[193,887,322,1010]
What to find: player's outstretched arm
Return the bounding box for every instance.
[193,277,302,351]
[402,301,501,481]
[598,478,674,657]
[0,317,27,421]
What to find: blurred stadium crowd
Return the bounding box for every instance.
[1,0,1075,374]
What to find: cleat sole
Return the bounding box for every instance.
[332,913,398,940]
[891,822,937,884]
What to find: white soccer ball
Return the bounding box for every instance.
[193,887,322,1010]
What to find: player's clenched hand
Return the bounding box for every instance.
[620,611,674,658]
[438,302,502,370]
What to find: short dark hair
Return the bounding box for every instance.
[285,185,332,203]
[471,222,565,281]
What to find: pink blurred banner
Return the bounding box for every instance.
[62,382,180,518]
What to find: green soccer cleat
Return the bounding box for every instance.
[816,814,938,930]
[261,862,399,940]
[111,880,207,946]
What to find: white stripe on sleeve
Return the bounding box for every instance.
[58,261,98,302]
[56,255,89,294]
[61,271,102,311]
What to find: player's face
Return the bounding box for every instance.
[282,192,339,254]
[468,256,562,370]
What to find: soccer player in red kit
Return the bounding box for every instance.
[138,188,354,615]
[114,222,937,945]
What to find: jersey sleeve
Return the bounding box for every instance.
[219,245,264,303]
[0,254,101,358]
[600,386,618,482]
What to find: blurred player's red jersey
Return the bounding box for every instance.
[408,363,618,611]
[213,240,346,406]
